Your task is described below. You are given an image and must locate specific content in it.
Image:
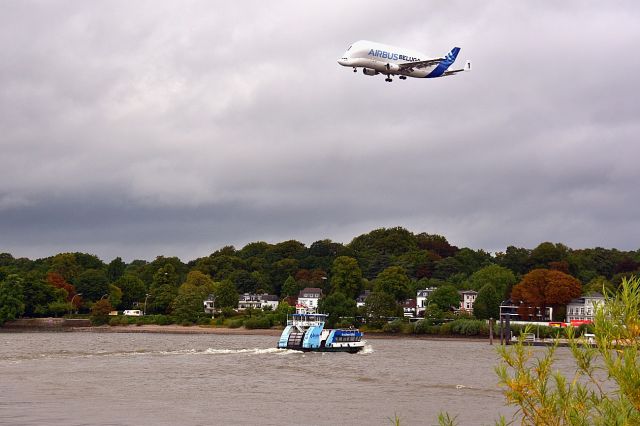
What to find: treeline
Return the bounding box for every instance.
[1,227,639,325]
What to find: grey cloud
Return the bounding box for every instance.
[1,1,639,261]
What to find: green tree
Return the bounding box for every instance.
[107,257,126,282]
[472,284,501,320]
[374,266,411,302]
[49,253,81,282]
[114,274,147,309]
[281,275,299,298]
[151,284,177,314]
[0,275,25,325]
[330,256,363,299]
[75,269,109,301]
[364,291,397,328]
[428,285,460,311]
[466,264,516,298]
[172,278,215,323]
[108,283,122,309]
[318,292,357,327]
[214,279,239,310]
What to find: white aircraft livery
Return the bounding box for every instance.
[338,40,471,82]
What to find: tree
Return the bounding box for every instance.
[528,242,569,270]
[364,291,397,328]
[472,284,501,320]
[108,283,122,309]
[511,269,582,321]
[0,275,25,325]
[373,266,411,302]
[114,274,147,309]
[427,285,460,311]
[318,292,357,327]
[151,284,177,314]
[214,279,239,310]
[107,257,126,282]
[466,265,516,298]
[281,275,299,298]
[90,299,113,325]
[495,246,531,276]
[75,269,109,301]
[172,279,214,323]
[330,256,363,299]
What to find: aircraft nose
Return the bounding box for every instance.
[337,57,348,66]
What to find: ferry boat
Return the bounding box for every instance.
[277,306,365,353]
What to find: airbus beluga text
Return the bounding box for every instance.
[338,40,471,82]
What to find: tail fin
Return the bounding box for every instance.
[426,47,461,78]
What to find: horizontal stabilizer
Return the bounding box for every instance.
[442,60,471,77]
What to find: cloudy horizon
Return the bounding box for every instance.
[2,1,639,262]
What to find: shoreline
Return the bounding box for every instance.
[1,322,490,342]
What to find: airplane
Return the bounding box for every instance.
[338,40,471,82]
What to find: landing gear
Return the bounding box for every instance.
[353,68,357,73]
[399,75,407,80]
[385,74,392,82]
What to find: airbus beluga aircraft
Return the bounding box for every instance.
[338,40,471,82]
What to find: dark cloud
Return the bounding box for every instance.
[1,1,639,261]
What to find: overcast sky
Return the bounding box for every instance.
[1,1,639,262]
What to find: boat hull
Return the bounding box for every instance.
[280,345,364,354]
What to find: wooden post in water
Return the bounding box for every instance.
[489,318,494,345]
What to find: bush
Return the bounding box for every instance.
[244,316,272,329]
[227,318,244,328]
[382,319,404,333]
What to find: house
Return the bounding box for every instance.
[203,294,215,315]
[298,287,322,309]
[237,293,280,311]
[356,290,371,308]
[566,293,604,323]
[402,299,417,318]
[459,290,478,314]
[416,287,438,316]
[499,299,553,322]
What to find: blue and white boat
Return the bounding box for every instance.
[277,306,365,353]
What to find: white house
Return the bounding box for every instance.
[237,293,280,311]
[203,294,215,315]
[416,287,437,315]
[566,293,605,323]
[298,287,322,310]
[459,290,478,314]
[356,290,371,309]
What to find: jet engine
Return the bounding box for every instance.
[385,63,400,73]
[362,68,379,76]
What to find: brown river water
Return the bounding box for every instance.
[0,332,579,425]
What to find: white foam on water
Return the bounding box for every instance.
[202,347,299,355]
[360,343,374,354]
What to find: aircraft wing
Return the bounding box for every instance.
[397,57,445,72]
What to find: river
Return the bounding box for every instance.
[1,332,556,425]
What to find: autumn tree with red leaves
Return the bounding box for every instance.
[46,272,82,309]
[511,269,582,321]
